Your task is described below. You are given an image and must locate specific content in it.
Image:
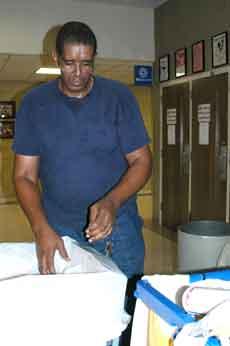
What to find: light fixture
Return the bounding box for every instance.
[35,67,61,75]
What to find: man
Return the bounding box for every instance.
[13,21,152,279]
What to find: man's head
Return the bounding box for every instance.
[53,21,97,97]
[55,21,97,58]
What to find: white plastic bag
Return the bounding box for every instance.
[0,236,122,279]
[0,236,129,346]
[217,242,230,267]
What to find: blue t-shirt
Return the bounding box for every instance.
[13,76,150,233]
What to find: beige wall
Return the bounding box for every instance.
[0,0,155,61]
[0,140,16,204]
[155,0,230,80]
[130,86,155,224]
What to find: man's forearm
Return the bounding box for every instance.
[14,177,48,234]
[105,146,152,210]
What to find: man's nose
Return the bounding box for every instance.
[74,63,81,75]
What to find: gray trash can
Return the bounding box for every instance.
[177,220,230,272]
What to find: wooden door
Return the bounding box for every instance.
[191,73,228,220]
[162,83,190,229]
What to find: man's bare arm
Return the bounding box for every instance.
[14,154,69,273]
[86,145,152,241]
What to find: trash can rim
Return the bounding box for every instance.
[178,220,230,236]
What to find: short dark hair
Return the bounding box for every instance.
[56,21,97,57]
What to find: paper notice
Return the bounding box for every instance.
[197,104,211,145]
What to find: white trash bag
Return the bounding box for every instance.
[0,236,122,279]
[0,236,129,346]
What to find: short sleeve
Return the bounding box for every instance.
[116,87,150,154]
[12,95,41,156]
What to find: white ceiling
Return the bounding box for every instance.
[72,0,168,9]
[0,0,168,100]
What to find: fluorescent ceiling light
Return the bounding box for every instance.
[36,67,60,75]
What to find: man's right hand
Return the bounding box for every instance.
[34,225,70,274]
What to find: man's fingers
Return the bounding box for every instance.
[104,224,113,235]
[87,224,113,242]
[86,199,115,242]
[47,254,56,274]
[87,210,110,234]
[38,249,55,274]
[89,204,98,224]
[58,240,70,261]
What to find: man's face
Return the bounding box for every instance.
[56,43,94,97]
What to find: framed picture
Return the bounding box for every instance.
[0,101,16,139]
[0,101,15,119]
[175,48,187,78]
[212,31,228,68]
[159,55,169,82]
[0,121,15,138]
[192,40,205,73]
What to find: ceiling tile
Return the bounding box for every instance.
[0,55,41,81]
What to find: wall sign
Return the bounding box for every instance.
[134,65,153,85]
[159,55,169,82]
[212,31,228,68]
[167,108,177,145]
[197,103,211,145]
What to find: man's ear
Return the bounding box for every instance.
[52,50,59,66]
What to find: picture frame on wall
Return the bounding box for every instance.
[175,48,187,78]
[0,101,16,139]
[212,31,228,68]
[192,40,205,73]
[159,54,169,82]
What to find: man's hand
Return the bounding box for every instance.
[85,198,116,242]
[34,225,70,274]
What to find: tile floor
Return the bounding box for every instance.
[143,222,177,275]
[0,203,178,275]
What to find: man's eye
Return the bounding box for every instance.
[83,62,93,67]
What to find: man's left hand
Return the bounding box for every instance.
[85,197,116,242]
